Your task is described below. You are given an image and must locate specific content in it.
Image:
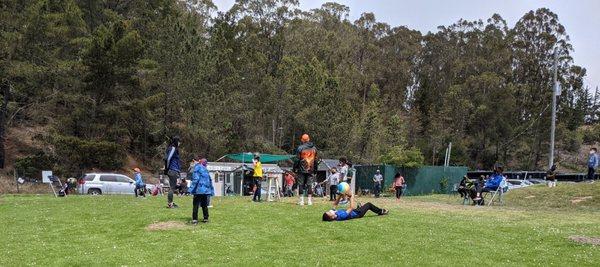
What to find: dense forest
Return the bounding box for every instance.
[1,0,598,177]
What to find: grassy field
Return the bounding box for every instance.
[1,183,600,266]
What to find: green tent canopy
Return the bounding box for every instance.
[225,153,294,163]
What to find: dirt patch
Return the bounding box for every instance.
[146,221,186,231]
[571,196,592,204]
[569,236,600,245]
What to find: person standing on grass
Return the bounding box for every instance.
[373,170,383,198]
[252,155,263,202]
[338,157,349,183]
[587,148,598,180]
[189,157,214,225]
[284,171,295,197]
[293,134,318,206]
[392,173,405,201]
[133,168,146,198]
[325,168,340,201]
[547,165,557,188]
[164,136,182,208]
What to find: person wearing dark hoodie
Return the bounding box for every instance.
[293,134,318,206]
[164,136,182,209]
[188,157,214,225]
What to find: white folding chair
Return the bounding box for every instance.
[486,178,507,206]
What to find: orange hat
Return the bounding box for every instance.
[301,134,310,142]
[133,168,141,172]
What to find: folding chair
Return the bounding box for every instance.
[485,178,506,206]
[450,183,459,196]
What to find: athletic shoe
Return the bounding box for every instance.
[167,203,179,209]
[202,219,209,223]
[298,201,305,206]
[380,209,389,216]
[192,220,198,225]
[208,205,213,208]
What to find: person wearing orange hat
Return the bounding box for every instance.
[293,133,318,206]
[133,167,146,198]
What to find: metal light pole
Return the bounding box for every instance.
[549,48,559,169]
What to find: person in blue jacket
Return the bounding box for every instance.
[133,168,145,198]
[474,164,505,201]
[587,147,598,180]
[188,157,214,225]
[164,136,182,209]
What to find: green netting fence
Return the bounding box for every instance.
[355,165,467,196]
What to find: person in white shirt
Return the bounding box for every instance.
[373,170,383,198]
[338,157,349,183]
[323,168,340,201]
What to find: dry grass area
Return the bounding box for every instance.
[146,221,187,231]
[569,235,600,246]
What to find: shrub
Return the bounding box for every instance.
[50,135,125,175]
[14,151,56,178]
[379,146,425,168]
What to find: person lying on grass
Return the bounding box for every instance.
[322,193,388,222]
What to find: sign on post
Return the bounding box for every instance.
[42,171,53,184]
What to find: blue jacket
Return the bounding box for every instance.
[188,163,214,196]
[485,173,503,190]
[134,173,145,187]
[588,154,598,168]
[165,146,181,172]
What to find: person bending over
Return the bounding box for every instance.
[322,194,388,222]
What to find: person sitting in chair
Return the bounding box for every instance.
[474,165,504,201]
[322,193,388,222]
[457,175,473,199]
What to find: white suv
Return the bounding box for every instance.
[78,173,136,195]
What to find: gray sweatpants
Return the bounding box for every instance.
[167,170,179,203]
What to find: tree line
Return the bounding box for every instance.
[1,0,597,176]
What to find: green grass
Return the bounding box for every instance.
[1,186,600,266]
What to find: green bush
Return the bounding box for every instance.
[14,151,56,178]
[379,146,425,168]
[51,135,125,175]
[579,125,600,145]
[439,177,449,193]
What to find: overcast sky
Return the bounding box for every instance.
[212,0,600,90]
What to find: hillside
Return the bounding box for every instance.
[505,182,600,211]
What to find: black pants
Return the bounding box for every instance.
[458,187,468,198]
[587,167,596,180]
[192,194,209,221]
[252,178,262,201]
[395,186,403,199]
[329,185,338,201]
[297,173,315,196]
[167,170,179,203]
[374,183,381,197]
[134,185,145,197]
[353,202,383,218]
